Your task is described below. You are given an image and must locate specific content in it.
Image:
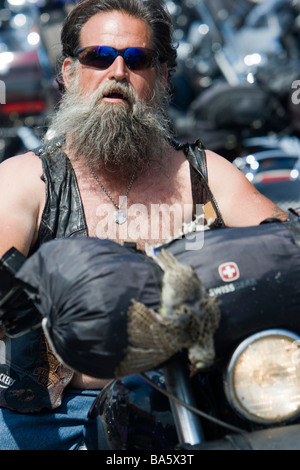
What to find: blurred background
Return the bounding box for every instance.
[0,0,300,209]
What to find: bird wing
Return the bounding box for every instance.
[114,299,195,377]
[115,250,221,378]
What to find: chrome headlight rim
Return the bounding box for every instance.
[224,329,300,425]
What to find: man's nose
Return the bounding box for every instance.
[107,55,129,81]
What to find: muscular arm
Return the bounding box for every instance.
[0,152,45,338]
[0,152,45,258]
[206,150,287,226]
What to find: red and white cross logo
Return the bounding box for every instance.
[218,262,240,282]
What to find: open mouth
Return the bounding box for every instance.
[103,91,128,102]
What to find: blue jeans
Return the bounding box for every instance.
[0,388,101,450]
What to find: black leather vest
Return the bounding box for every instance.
[31,137,224,254]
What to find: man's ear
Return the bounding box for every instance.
[62,58,76,90]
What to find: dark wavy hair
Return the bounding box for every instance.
[58,0,177,87]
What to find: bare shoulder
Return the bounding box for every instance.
[0,151,45,256]
[0,150,43,177]
[205,149,241,176]
[0,151,45,200]
[204,149,254,196]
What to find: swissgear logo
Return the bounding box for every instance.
[218,262,240,282]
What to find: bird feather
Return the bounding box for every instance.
[115,250,220,378]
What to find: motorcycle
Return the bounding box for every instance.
[84,262,300,449]
[84,344,300,451]
[168,0,300,161]
[169,0,300,213]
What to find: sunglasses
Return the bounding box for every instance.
[74,46,158,70]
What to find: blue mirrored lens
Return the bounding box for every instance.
[75,46,156,70]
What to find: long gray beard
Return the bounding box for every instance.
[48,77,173,176]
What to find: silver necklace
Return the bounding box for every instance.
[86,159,136,224]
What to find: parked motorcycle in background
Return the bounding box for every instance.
[0,0,67,161]
[166,0,300,210]
[168,0,300,150]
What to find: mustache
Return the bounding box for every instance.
[84,80,138,107]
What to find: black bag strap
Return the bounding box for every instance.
[286,209,300,248]
[0,247,26,300]
[0,248,42,337]
[172,138,207,180]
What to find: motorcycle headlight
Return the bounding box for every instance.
[224,329,300,425]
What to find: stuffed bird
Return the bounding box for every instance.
[115,250,220,377]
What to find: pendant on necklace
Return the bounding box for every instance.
[114,210,127,225]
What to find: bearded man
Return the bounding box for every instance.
[0,0,287,450]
